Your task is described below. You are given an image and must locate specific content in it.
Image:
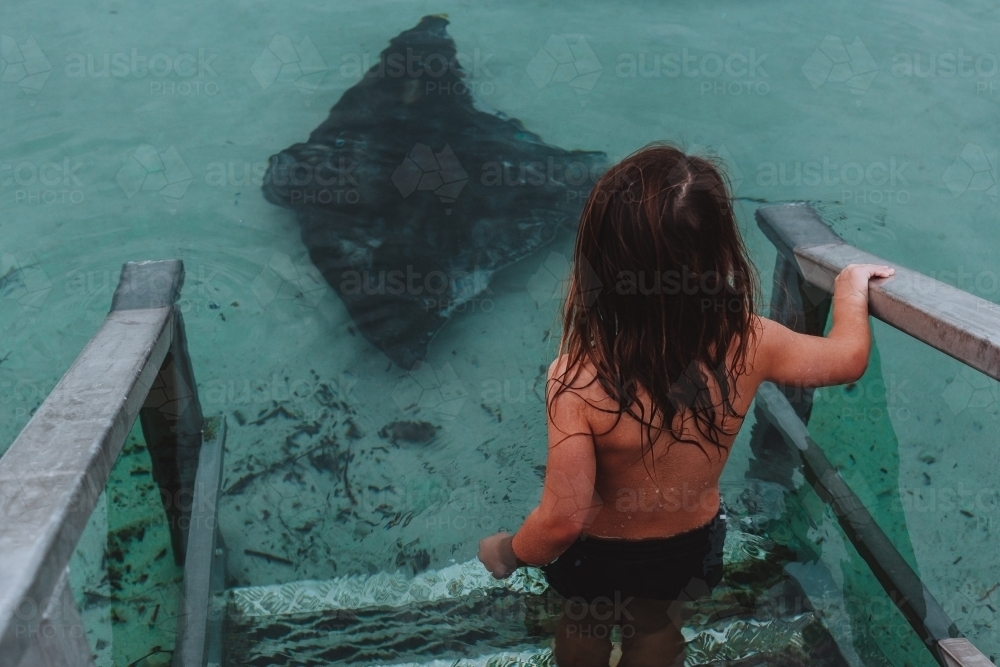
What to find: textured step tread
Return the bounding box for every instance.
[224,528,848,667]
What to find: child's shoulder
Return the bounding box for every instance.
[548,353,597,386]
[546,353,608,408]
[545,354,605,429]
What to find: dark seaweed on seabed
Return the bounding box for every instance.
[377,419,438,444]
[224,434,347,497]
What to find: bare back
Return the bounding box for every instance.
[556,321,766,539]
[500,264,881,570]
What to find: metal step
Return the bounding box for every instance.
[364,648,552,667]
[223,528,852,667]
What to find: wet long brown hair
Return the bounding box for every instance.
[553,143,759,467]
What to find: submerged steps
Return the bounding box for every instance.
[223,527,851,667]
[225,562,551,666]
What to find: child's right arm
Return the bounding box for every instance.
[757,263,895,388]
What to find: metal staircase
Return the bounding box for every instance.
[222,523,852,666]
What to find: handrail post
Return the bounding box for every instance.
[747,207,833,487]
[173,416,227,667]
[111,261,205,565]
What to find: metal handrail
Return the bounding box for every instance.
[756,382,960,662]
[758,202,1000,381]
[754,203,997,667]
[0,260,223,667]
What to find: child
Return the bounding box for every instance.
[478,144,893,667]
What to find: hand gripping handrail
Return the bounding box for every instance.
[758,202,1000,381]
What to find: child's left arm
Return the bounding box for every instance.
[478,359,601,578]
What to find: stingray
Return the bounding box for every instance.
[262,15,606,367]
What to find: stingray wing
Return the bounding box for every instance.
[297,208,446,368]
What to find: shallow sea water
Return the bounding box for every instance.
[3,0,1000,665]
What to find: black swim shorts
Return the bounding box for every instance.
[540,505,727,603]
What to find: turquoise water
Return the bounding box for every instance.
[3,0,1000,665]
